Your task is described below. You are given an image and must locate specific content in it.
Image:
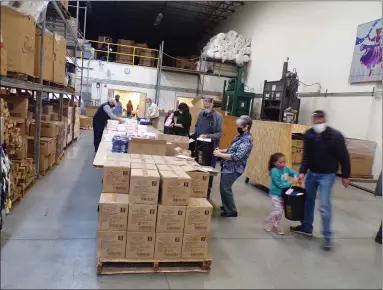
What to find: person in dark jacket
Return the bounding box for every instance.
[290,110,350,251]
[93,98,123,152]
[375,172,382,245]
[173,103,192,136]
[193,98,223,199]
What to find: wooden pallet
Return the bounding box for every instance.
[80,126,93,130]
[50,82,65,89]
[21,175,37,198]
[97,257,212,275]
[7,71,37,83]
[55,152,65,165]
[40,165,54,176]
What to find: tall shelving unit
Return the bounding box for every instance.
[0,1,84,173]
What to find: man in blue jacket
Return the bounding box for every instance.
[291,110,350,251]
[193,98,223,199]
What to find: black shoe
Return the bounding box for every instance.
[375,235,382,245]
[290,225,313,237]
[221,212,238,217]
[322,239,333,251]
[220,206,224,211]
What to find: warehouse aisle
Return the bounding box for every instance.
[1,131,382,289]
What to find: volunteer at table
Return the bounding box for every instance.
[146,98,160,129]
[193,98,223,199]
[93,98,123,152]
[173,103,192,136]
[213,115,253,217]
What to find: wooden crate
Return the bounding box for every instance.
[215,108,237,149]
[244,120,309,188]
[97,257,212,275]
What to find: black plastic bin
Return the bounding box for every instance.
[282,186,306,221]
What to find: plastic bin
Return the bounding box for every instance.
[282,186,306,221]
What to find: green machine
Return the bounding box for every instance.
[221,68,256,117]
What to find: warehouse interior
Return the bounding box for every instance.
[0,0,382,289]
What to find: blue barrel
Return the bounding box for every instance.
[282,186,306,221]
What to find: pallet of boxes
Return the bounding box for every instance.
[0,96,36,203]
[137,44,156,68]
[97,154,212,274]
[80,105,96,129]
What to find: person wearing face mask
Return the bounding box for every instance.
[146,98,160,129]
[173,103,192,136]
[213,115,253,217]
[265,153,299,235]
[193,98,223,199]
[93,98,124,152]
[290,110,350,251]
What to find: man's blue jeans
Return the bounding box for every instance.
[302,172,336,241]
[220,172,241,214]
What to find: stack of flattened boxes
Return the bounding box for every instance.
[116,39,135,65]
[97,154,212,261]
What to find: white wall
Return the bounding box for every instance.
[221,1,382,177]
[80,60,226,112]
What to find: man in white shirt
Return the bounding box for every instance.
[146,98,160,129]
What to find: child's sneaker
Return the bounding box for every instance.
[264,223,273,232]
[273,226,284,235]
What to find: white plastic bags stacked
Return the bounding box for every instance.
[203,30,251,66]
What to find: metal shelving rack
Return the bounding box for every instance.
[0,2,84,174]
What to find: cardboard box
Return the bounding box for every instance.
[0,48,7,76]
[26,136,55,157]
[106,153,131,162]
[97,36,113,49]
[1,6,36,76]
[85,106,98,117]
[80,116,93,127]
[159,169,191,206]
[292,151,303,164]
[10,117,27,136]
[154,233,182,260]
[156,164,183,172]
[102,159,131,193]
[156,205,186,233]
[53,32,67,84]
[39,154,50,172]
[8,137,26,160]
[1,95,28,118]
[349,153,374,176]
[97,231,126,260]
[128,203,157,232]
[41,114,51,121]
[157,134,190,156]
[29,121,59,137]
[130,163,158,170]
[128,139,167,156]
[34,28,53,81]
[43,105,54,114]
[129,168,160,204]
[184,198,213,233]
[98,193,130,231]
[129,154,154,161]
[50,113,59,121]
[125,232,155,259]
[48,152,56,167]
[181,233,209,259]
[182,165,209,198]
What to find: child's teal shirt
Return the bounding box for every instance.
[269,167,298,197]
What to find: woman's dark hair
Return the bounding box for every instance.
[178,102,189,113]
[268,152,285,171]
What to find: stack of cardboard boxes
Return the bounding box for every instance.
[74,107,80,139]
[116,39,135,65]
[1,6,67,85]
[97,154,213,261]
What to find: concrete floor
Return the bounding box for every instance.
[1,131,382,289]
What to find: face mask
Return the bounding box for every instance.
[204,108,211,114]
[110,103,116,108]
[178,110,183,114]
[313,123,327,134]
[275,162,285,170]
[237,127,244,135]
